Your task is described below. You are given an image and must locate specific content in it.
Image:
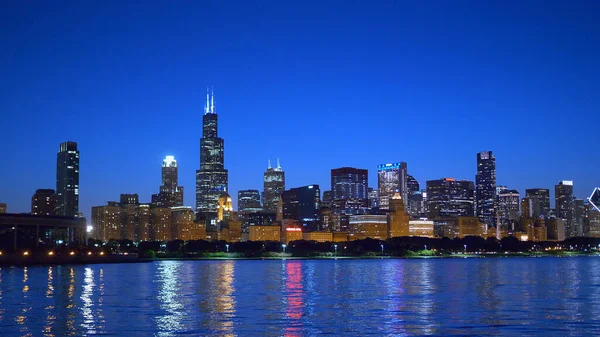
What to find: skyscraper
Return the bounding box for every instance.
[282,185,320,231]
[196,89,228,222]
[378,163,401,210]
[238,189,261,212]
[262,159,285,213]
[497,189,519,229]
[475,151,496,226]
[31,189,56,216]
[555,180,575,237]
[152,156,184,207]
[56,141,79,217]
[331,167,368,208]
[426,178,475,218]
[525,188,550,219]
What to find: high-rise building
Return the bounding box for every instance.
[525,188,551,219]
[546,218,566,241]
[56,141,79,217]
[475,151,496,226]
[196,89,228,223]
[120,194,139,205]
[555,180,575,237]
[426,178,475,218]
[152,156,184,208]
[388,191,409,238]
[407,175,420,194]
[497,189,519,229]
[238,189,261,213]
[31,189,56,216]
[331,167,368,208]
[378,163,401,210]
[282,185,320,231]
[407,190,426,218]
[574,199,585,237]
[367,188,378,208]
[262,159,285,213]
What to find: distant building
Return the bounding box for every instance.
[588,208,600,238]
[244,212,276,227]
[322,190,333,205]
[282,185,320,231]
[409,220,434,238]
[497,189,519,229]
[475,151,496,226]
[574,199,585,237]
[56,141,80,217]
[217,192,233,222]
[378,163,401,210]
[0,213,86,250]
[407,191,425,218]
[249,225,280,242]
[303,231,333,242]
[525,188,551,219]
[456,216,483,238]
[152,156,184,208]
[262,159,285,214]
[331,167,368,209]
[282,227,303,244]
[31,189,56,216]
[555,180,575,237]
[0,203,6,214]
[546,218,566,241]
[367,188,378,208]
[120,194,139,205]
[196,89,228,224]
[238,189,261,213]
[426,178,475,218]
[388,192,409,238]
[349,214,388,240]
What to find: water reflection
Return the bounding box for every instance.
[284,261,304,337]
[214,261,236,336]
[80,268,97,334]
[44,267,56,337]
[156,261,184,336]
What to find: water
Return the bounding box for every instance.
[1,257,600,336]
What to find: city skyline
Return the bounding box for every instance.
[1,1,599,217]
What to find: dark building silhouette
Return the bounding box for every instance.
[555,180,575,237]
[56,141,79,217]
[262,159,285,213]
[120,193,139,205]
[282,185,320,231]
[196,89,228,223]
[426,178,475,218]
[331,167,368,210]
[31,189,56,216]
[238,189,261,212]
[476,151,496,226]
[152,156,184,207]
[525,188,550,219]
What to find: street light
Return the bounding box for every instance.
[282,244,287,253]
[380,244,384,257]
[334,244,338,258]
[424,245,428,251]
[225,244,229,253]
[464,244,467,254]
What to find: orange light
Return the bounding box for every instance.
[286,228,302,232]
[0,251,3,256]
[87,251,92,256]
[123,252,128,256]
[99,251,105,256]
[70,251,75,256]
[48,251,54,256]
[23,251,29,256]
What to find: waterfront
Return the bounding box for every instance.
[1,258,600,336]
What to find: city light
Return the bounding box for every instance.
[87,251,92,256]
[23,251,29,256]
[48,251,54,256]
[70,251,75,256]
[100,251,105,256]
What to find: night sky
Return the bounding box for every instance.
[1,1,599,218]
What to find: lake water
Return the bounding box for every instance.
[1,257,600,336]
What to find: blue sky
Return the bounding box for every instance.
[1,0,599,217]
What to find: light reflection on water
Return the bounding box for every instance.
[1,258,600,336]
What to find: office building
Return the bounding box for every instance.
[407,190,426,218]
[249,225,281,242]
[282,227,303,244]
[196,89,228,223]
[378,163,401,210]
[349,215,388,240]
[367,188,378,208]
[56,141,79,217]
[31,189,56,216]
[555,180,575,237]
[525,188,551,219]
[238,189,261,213]
[388,191,409,238]
[456,217,483,238]
[426,178,475,218]
[409,220,435,238]
[120,193,139,205]
[282,185,320,231]
[331,167,368,209]
[589,208,600,238]
[497,189,519,228]
[546,218,566,241]
[302,231,334,242]
[152,156,184,208]
[475,151,496,226]
[262,159,285,213]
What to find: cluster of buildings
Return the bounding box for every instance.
[3,89,600,248]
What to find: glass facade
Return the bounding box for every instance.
[476,151,496,226]
[263,165,285,213]
[426,178,475,218]
[238,189,261,212]
[282,185,321,231]
[377,163,401,210]
[525,188,550,219]
[331,167,368,209]
[56,141,79,217]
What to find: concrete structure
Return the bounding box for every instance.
[349,215,388,240]
[152,156,184,208]
[282,227,303,244]
[409,220,434,238]
[0,213,86,250]
[388,192,410,238]
[456,216,483,238]
[302,231,333,242]
[31,189,56,216]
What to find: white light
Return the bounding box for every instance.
[561,180,573,186]
[86,225,93,233]
[163,156,177,167]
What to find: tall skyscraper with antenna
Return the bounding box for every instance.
[196,88,228,224]
[263,159,285,213]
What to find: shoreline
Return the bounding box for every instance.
[1,252,597,266]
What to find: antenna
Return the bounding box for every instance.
[277,158,281,169]
[211,86,215,114]
[205,87,210,114]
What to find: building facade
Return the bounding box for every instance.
[56,141,79,217]
[196,89,228,223]
[525,188,551,219]
[388,192,410,238]
[238,189,262,213]
[555,180,575,237]
[475,151,496,226]
[282,185,321,231]
[331,167,368,209]
[378,163,401,210]
[349,215,388,240]
[31,189,56,216]
[426,178,475,219]
[497,189,519,229]
[152,156,184,208]
[262,160,285,213]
